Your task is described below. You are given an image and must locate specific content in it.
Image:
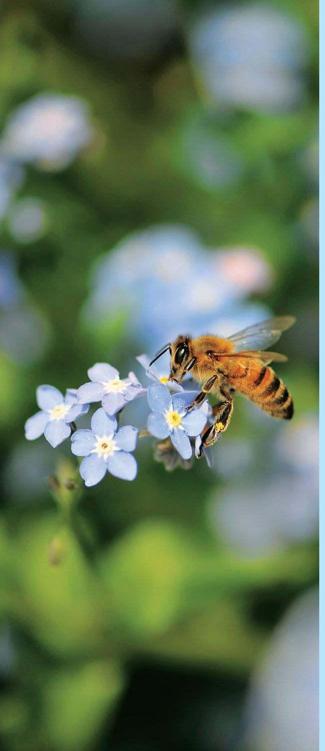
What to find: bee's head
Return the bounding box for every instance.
[169,336,196,383]
[149,336,196,383]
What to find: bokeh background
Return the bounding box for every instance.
[0,1,318,750]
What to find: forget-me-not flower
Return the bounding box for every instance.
[25,386,89,448]
[136,353,183,391]
[147,383,207,460]
[71,408,138,486]
[77,362,144,415]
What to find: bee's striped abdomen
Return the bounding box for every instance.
[230,363,294,419]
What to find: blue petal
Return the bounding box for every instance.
[77,382,104,404]
[182,409,207,436]
[25,411,48,440]
[65,388,78,404]
[71,429,95,456]
[147,412,170,439]
[88,362,119,382]
[115,426,138,452]
[91,408,117,436]
[172,391,201,411]
[66,402,90,422]
[171,430,192,459]
[107,451,137,480]
[80,454,107,487]
[147,384,171,413]
[102,392,125,415]
[36,385,63,410]
[44,420,71,448]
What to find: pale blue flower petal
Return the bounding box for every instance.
[80,454,107,487]
[147,383,171,413]
[88,362,119,382]
[77,381,104,403]
[24,410,48,440]
[147,412,170,439]
[107,451,137,481]
[44,420,71,448]
[36,385,63,410]
[65,388,79,404]
[91,408,117,436]
[71,429,95,456]
[66,402,89,422]
[115,426,138,452]
[172,391,201,411]
[102,392,125,415]
[171,430,192,460]
[182,409,207,436]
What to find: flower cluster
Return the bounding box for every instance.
[24,358,210,486]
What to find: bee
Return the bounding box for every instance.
[150,316,295,456]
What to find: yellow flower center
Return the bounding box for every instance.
[164,408,183,430]
[49,403,71,421]
[159,375,169,384]
[93,435,117,458]
[102,378,127,394]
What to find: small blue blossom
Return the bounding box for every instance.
[71,408,138,486]
[147,383,207,460]
[77,362,144,415]
[25,386,89,448]
[136,353,183,391]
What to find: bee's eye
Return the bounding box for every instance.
[175,344,188,365]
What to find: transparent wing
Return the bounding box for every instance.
[228,316,295,352]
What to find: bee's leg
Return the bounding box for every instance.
[197,387,234,455]
[186,375,219,413]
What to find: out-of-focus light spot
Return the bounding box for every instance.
[8,197,48,244]
[2,93,94,171]
[189,5,310,113]
[244,589,318,751]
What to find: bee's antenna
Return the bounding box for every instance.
[149,343,171,367]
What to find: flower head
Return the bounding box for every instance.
[25,386,88,448]
[146,383,207,460]
[77,362,144,415]
[136,353,183,391]
[71,408,138,486]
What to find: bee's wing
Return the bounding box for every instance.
[227,316,295,351]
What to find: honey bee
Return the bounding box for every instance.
[150,316,295,456]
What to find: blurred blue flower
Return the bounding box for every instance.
[147,383,207,460]
[209,415,318,554]
[244,589,318,751]
[0,155,25,221]
[25,386,89,448]
[189,5,310,113]
[71,407,138,485]
[8,197,48,244]
[78,362,145,415]
[136,353,183,391]
[84,224,271,349]
[0,253,24,309]
[2,93,93,171]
